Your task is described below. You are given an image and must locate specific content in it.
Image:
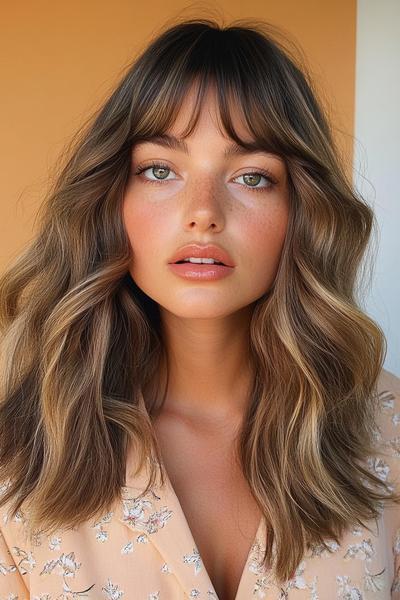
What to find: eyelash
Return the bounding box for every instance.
[133,161,277,193]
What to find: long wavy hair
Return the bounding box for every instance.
[1,17,398,585]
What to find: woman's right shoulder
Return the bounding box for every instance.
[0,483,32,596]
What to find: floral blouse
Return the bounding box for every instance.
[1,368,400,599]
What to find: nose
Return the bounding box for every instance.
[182,176,226,232]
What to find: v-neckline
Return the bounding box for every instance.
[121,448,274,599]
[161,464,267,600]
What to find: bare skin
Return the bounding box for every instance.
[152,408,263,600]
[123,82,289,599]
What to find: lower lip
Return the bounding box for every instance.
[168,262,234,280]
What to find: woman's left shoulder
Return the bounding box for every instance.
[375,369,400,596]
[373,367,400,510]
[375,367,400,441]
[377,367,400,398]
[364,368,400,523]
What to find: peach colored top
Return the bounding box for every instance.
[1,368,400,599]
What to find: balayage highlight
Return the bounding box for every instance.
[0,17,398,585]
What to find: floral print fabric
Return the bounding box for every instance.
[1,368,400,599]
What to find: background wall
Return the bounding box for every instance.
[354,0,400,377]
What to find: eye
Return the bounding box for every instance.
[134,162,277,193]
[233,170,277,192]
[134,162,177,183]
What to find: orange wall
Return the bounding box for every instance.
[0,1,356,272]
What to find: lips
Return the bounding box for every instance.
[168,243,235,268]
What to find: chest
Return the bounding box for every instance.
[152,412,262,600]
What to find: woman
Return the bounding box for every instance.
[1,17,400,600]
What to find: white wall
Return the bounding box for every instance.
[354,0,400,377]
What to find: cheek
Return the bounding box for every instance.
[242,207,289,271]
[123,199,170,259]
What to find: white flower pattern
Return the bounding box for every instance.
[0,381,400,598]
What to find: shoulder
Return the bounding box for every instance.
[372,368,400,491]
[0,483,31,551]
[377,367,400,399]
[375,367,400,451]
[375,369,400,596]
[0,485,32,595]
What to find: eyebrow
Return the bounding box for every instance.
[134,133,276,159]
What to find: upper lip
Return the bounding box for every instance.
[168,243,235,267]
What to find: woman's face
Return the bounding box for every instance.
[122,85,290,319]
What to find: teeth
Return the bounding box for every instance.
[183,257,222,264]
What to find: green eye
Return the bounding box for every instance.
[135,163,173,181]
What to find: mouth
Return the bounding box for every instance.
[168,244,235,268]
[174,260,227,266]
